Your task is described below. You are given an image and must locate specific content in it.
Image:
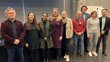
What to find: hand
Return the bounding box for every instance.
[13,39,20,45]
[59,36,62,41]
[101,31,105,35]
[98,34,100,38]
[44,37,47,41]
[77,32,82,36]
[25,43,29,48]
[87,36,90,39]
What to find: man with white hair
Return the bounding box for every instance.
[72,11,86,57]
[1,7,25,62]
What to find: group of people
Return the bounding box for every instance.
[1,5,110,62]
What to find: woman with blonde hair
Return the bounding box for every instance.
[50,8,63,62]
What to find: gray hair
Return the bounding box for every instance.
[5,7,16,15]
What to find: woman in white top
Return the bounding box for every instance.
[87,11,100,57]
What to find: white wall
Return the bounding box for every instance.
[78,0,110,17]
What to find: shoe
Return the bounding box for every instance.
[79,54,84,57]
[44,59,49,62]
[96,51,99,54]
[57,57,61,62]
[92,52,98,56]
[88,52,93,57]
[73,53,77,57]
[102,52,107,56]
[64,55,67,59]
[66,55,70,62]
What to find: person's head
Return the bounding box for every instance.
[41,12,48,21]
[101,8,107,17]
[53,8,59,17]
[26,12,38,30]
[5,7,16,20]
[61,11,67,19]
[76,11,82,19]
[90,11,97,18]
[27,12,36,23]
[81,5,88,13]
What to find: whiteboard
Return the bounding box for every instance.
[86,6,104,17]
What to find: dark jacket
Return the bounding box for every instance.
[39,20,53,49]
[99,17,110,36]
[1,19,25,48]
[24,22,40,49]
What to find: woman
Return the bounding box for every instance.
[39,12,53,62]
[24,12,40,62]
[87,11,100,57]
[61,11,73,61]
[50,8,63,62]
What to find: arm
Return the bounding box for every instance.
[73,20,77,34]
[17,22,26,42]
[86,19,90,38]
[82,19,86,33]
[59,20,63,40]
[69,19,73,38]
[1,23,15,44]
[98,19,100,37]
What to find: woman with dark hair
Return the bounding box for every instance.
[39,12,53,62]
[24,12,40,62]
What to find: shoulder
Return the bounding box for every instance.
[66,18,72,22]
[1,20,9,26]
[16,20,22,23]
[106,17,110,20]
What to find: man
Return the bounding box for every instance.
[73,11,86,56]
[1,7,25,62]
[81,5,90,53]
[96,9,110,56]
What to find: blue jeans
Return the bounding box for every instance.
[7,46,24,62]
[73,34,84,55]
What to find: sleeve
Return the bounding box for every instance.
[87,19,90,37]
[1,23,15,44]
[73,20,77,34]
[69,19,73,38]
[48,22,52,38]
[18,22,26,42]
[59,20,63,36]
[82,19,86,33]
[98,19,100,37]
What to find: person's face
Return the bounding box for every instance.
[7,10,16,19]
[91,12,97,18]
[28,13,35,21]
[53,9,58,17]
[77,12,82,18]
[101,10,107,17]
[82,7,87,13]
[42,13,48,20]
[62,12,67,18]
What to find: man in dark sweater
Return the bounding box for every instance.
[1,7,25,62]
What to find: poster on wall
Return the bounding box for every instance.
[87,6,104,17]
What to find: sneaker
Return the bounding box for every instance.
[92,52,98,56]
[88,52,93,57]
[66,55,70,62]
[64,55,67,59]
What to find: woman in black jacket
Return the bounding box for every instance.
[24,12,40,62]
